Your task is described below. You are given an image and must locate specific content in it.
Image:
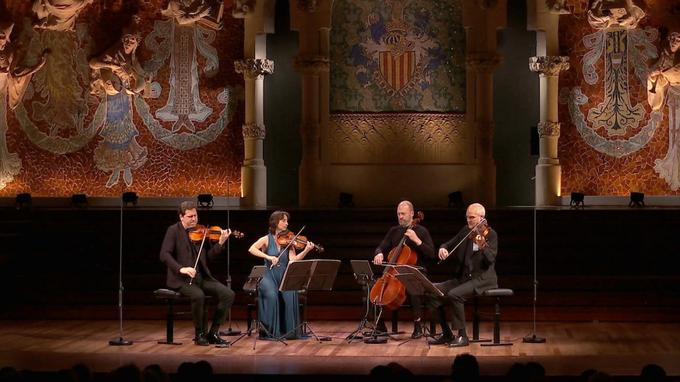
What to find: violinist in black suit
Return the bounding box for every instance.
[428,203,498,347]
[160,201,235,346]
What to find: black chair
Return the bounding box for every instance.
[153,288,211,345]
[470,287,514,346]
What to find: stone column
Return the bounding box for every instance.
[467,53,502,205]
[234,58,274,208]
[290,0,332,207]
[529,56,569,206]
[294,54,329,207]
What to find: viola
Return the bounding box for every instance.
[369,211,424,310]
[189,224,244,242]
[276,230,324,252]
[467,220,490,250]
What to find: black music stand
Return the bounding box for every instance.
[279,259,341,342]
[346,260,378,343]
[392,265,444,347]
[241,265,286,349]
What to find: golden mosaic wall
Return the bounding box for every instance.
[0,0,243,197]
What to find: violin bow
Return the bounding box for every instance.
[189,228,209,285]
[272,225,306,269]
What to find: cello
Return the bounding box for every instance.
[369,211,424,310]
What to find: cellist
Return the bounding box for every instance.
[372,200,435,338]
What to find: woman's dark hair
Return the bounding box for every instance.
[269,210,290,234]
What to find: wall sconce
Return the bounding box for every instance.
[15,193,32,210]
[448,191,464,209]
[629,192,645,208]
[570,192,584,208]
[122,192,138,207]
[338,192,354,208]
[197,193,214,208]
[71,193,88,208]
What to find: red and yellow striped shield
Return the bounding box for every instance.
[379,50,415,91]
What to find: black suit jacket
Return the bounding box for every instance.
[160,222,225,289]
[440,225,498,293]
[375,225,435,270]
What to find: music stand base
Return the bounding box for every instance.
[109,338,133,346]
[220,328,242,336]
[470,338,492,343]
[523,334,546,343]
[481,342,513,347]
[157,340,182,345]
[363,336,388,344]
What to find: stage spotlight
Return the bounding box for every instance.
[448,191,464,209]
[122,192,138,207]
[570,192,585,208]
[338,192,354,208]
[629,192,645,208]
[15,193,32,210]
[197,193,214,208]
[71,193,88,208]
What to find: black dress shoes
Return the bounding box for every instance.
[207,332,230,346]
[194,332,209,346]
[427,334,453,345]
[411,322,423,339]
[448,335,469,347]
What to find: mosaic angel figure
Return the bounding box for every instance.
[32,0,94,32]
[89,22,149,188]
[650,32,680,190]
[0,21,48,189]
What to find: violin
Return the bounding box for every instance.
[189,224,244,242]
[468,220,490,250]
[276,230,324,252]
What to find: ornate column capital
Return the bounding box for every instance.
[294,55,330,73]
[529,56,570,76]
[232,0,256,18]
[297,0,318,12]
[242,123,266,140]
[465,53,502,73]
[234,58,274,79]
[537,121,560,137]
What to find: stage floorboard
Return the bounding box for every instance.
[0,320,678,378]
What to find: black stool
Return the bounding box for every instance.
[470,288,513,347]
[153,288,211,345]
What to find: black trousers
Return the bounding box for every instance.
[177,274,235,333]
[428,278,477,333]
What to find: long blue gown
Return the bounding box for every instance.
[258,233,301,339]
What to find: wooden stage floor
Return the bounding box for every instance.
[1,320,678,378]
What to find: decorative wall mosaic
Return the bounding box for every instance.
[559,1,680,195]
[0,0,244,197]
[328,113,467,164]
[329,0,465,113]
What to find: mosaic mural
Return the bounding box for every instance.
[559,0,680,195]
[329,0,465,112]
[0,0,244,196]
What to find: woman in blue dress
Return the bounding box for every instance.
[248,210,315,339]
